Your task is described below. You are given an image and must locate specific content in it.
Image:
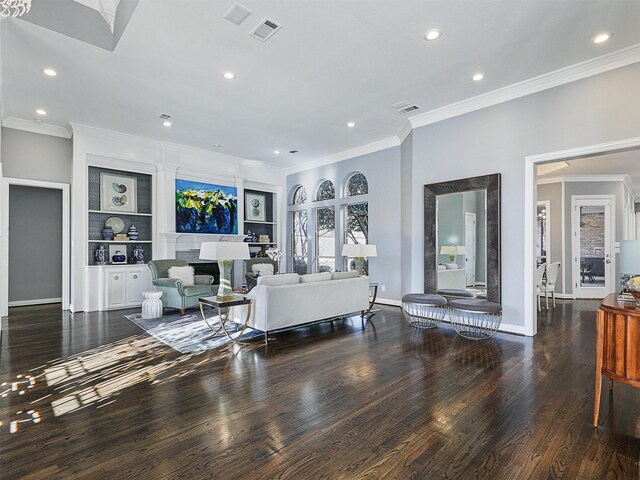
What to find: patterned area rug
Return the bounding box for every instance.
[124,311,262,354]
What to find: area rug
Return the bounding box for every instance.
[124,311,262,354]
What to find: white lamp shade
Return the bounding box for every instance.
[620,240,640,273]
[199,241,250,260]
[440,245,465,256]
[341,243,377,257]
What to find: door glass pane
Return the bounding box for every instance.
[579,205,605,288]
[317,207,335,272]
[536,203,547,267]
[291,211,308,275]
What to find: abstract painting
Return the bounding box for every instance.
[175,179,238,234]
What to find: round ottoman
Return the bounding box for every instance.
[402,293,448,329]
[448,299,502,340]
[142,290,163,319]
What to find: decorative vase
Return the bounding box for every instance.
[133,245,145,264]
[112,250,126,263]
[127,224,139,240]
[94,245,108,265]
[101,224,114,240]
[244,231,253,242]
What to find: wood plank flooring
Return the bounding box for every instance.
[1,300,639,479]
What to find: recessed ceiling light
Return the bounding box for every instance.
[36,109,46,115]
[424,30,442,41]
[163,120,172,127]
[274,150,280,154]
[592,33,611,44]
[471,73,485,82]
[42,68,57,77]
[223,72,235,80]
[347,121,355,128]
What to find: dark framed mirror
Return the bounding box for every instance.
[424,173,501,303]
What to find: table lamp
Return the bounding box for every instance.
[440,245,465,263]
[200,241,250,301]
[342,243,377,275]
[620,240,640,303]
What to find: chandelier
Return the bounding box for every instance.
[0,0,31,17]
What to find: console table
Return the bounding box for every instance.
[594,293,640,426]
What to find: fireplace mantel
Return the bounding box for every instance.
[157,232,246,258]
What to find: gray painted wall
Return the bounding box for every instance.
[286,146,402,300]
[1,127,72,183]
[537,182,564,291]
[406,62,640,327]
[9,185,63,302]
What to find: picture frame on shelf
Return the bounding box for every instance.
[100,173,137,213]
[108,245,128,264]
[246,192,266,222]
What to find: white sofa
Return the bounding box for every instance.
[240,271,370,342]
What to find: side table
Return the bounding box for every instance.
[198,295,253,350]
[142,291,163,319]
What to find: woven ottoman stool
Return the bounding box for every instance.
[448,299,502,340]
[401,293,448,329]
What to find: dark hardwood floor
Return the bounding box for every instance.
[1,300,639,479]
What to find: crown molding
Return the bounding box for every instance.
[538,173,639,200]
[409,43,640,130]
[2,116,72,138]
[285,136,400,175]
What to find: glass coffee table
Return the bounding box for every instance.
[198,294,253,350]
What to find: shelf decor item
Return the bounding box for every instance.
[246,192,266,222]
[244,231,254,242]
[109,245,128,264]
[175,179,238,234]
[114,233,129,241]
[105,216,125,234]
[101,223,114,240]
[100,173,137,213]
[128,224,139,240]
[94,244,108,265]
[133,245,145,264]
[259,235,270,243]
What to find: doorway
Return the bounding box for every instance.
[1,178,70,316]
[571,196,614,299]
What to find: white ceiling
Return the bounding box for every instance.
[538,149,640,191]
[3,0,640,167]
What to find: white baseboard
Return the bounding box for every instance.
[553,293,575,300]
[375,297,401,307]
[8,297,62,307]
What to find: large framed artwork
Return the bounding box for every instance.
[175,179,238,234]
[245,192,266,222]
[100,173,137,213]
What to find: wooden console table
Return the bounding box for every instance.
[594,293,640,426]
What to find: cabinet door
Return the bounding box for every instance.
[107,271,126,309]
[126,270,144,306]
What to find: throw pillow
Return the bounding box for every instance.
[331,271,360,280]
[168,265,195,286]
[300,272,332,283]
[258,273,301,286]
[251,263,274,276]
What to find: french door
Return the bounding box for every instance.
[571,196,614,299]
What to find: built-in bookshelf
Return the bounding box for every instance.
[244,189,277,256]
[87,166,153,265]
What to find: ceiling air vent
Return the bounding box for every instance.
[158,113,172,120]
[392,100,420,114]
[223,3,252,26]
[249,18,282,42]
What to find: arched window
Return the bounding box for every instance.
[316,180,335,201]
[292,185,307,205]
[345,173,368,196]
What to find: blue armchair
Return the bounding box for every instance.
[148,260,216,315]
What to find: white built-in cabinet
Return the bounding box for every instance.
[86,265,152,311]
